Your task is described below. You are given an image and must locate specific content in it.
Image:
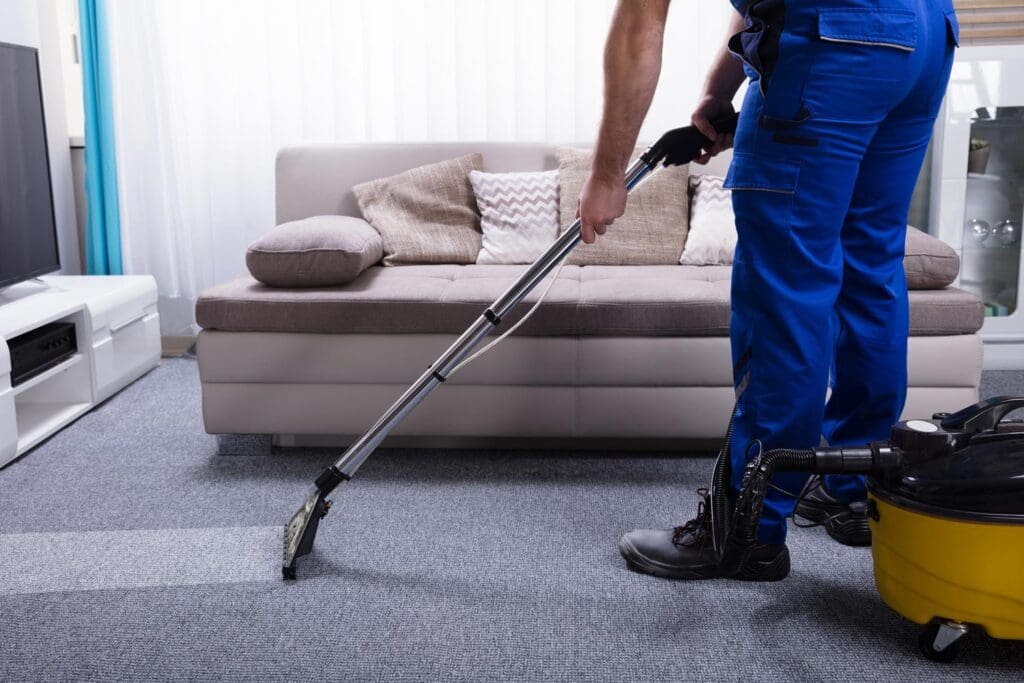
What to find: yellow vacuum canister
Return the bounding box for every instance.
[717,396,1024,661]
[867,397,1024,662]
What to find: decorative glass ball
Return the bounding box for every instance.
[967,218,991,244]
[992,219,1020,246]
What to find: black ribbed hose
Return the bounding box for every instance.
[710,403,738,555]
[719,447,817,574]
[718,442,896,574]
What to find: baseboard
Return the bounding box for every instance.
[984,341,1024,371]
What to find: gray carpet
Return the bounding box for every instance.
[0,359,1022,681]
[981,370,1024,404]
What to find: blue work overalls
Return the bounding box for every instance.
[725,0,959,543]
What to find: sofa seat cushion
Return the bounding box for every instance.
[196,264,983,337]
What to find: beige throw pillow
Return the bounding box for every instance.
[353,153,484,265]
[246,216,383,288]
[905,225,960,290]
[556,147,689,265]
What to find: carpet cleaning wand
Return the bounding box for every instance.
[282,113,741,579]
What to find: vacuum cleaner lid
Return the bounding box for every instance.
[877,434,1024,520]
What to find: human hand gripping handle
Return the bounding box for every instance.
[578,113,739,244]
[691,95,738,165]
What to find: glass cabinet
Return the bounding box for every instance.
[930,45,1024,368]
[961,108,1022,317]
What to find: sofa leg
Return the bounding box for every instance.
[216,433,272,456]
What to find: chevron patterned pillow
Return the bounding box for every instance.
[470,170,561,264]
[680,174,737,266]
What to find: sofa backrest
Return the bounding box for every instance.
[276,142,733,224]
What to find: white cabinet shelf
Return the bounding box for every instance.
[0,275,161,467]
[12,352,84,396]
[15,401,91,453]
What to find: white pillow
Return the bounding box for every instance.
[470,169,560,264]
[679,174,737,266]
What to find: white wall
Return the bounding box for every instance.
[0,2,39,44]
[0,0,82,276]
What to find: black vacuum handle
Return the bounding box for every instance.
[938,395,1024,433]
[641,112,740,169]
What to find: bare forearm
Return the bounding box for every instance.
[703,12,746,100]
[591,0,670,183]
[689,10,745,162]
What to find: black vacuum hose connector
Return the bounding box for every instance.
[719,443,900,574]
[314,466,349,494]
[811,443,900,475]
[719,447,816,574]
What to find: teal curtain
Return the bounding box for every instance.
[79,0,122,275]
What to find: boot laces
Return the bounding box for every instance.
[671,488,712,548]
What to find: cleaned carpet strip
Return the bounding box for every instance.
[0,526,280,595]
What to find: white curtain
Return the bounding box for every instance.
[105,0,736,335]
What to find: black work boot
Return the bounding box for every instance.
[793,476,871,547]
[618,489,790,581]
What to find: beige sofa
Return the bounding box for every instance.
[195,144,984,448]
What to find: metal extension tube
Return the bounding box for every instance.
[328,159,652,485]
[282,159,655,579]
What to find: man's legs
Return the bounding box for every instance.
[615,88,876,576]
[820,120,928,502]
[619,0,957,577]
[727,95,879,544]
[794,115,934,544]
[821,11,958,502]
[729,0,957,543]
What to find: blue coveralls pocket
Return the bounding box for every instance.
[801,9,919,124]
[724,151,804,389]
[724,151,800,195]
[725,151,802,273]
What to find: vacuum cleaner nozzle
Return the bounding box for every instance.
[283,466,349,579]
[282,488,333,580]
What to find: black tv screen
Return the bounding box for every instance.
[0,42,59,289]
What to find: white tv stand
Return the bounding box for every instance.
[0,275,160,467]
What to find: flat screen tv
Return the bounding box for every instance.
[0,41,59,289]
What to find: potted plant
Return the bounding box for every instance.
[968,137,991,174]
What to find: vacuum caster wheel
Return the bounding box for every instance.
[918,621,968,663]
